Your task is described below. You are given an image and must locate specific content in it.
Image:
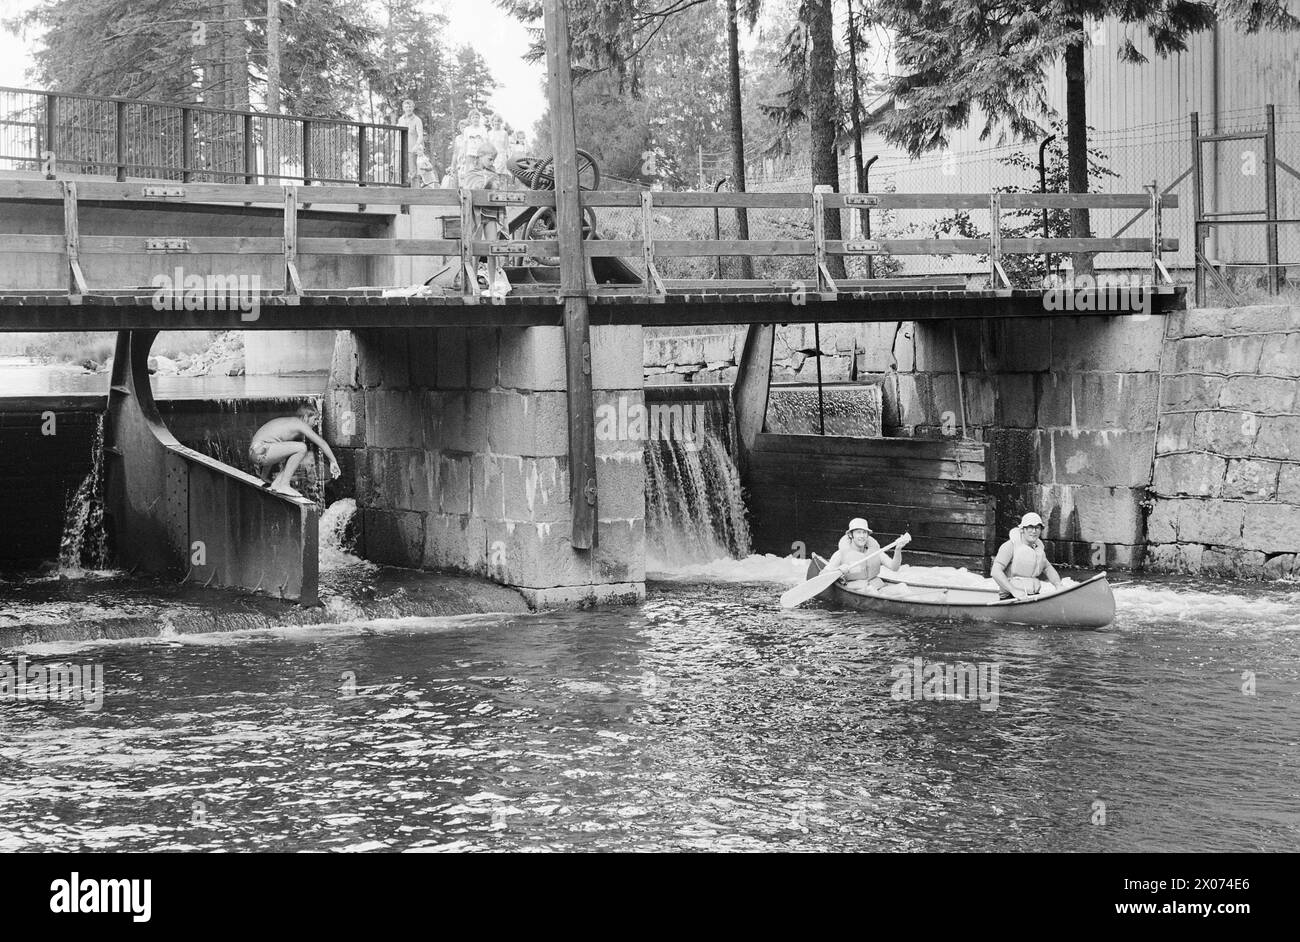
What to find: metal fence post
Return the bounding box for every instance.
[302,120,312,185]
[181,107,193,182]
[44,93,57,176]
[1264,104,1280,294]
[115,100,127,182]
[1190,111,1204,305]
[244,113,256,184]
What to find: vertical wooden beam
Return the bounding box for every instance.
[62,180,87,303]
[282,186,302,303]
[544,0,597,550]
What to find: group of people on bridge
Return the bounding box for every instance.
[396,100,525,188]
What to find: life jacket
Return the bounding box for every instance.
[836,533,882,582]
[1003,526,1047,591]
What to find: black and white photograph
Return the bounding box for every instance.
[0,0,1295,904]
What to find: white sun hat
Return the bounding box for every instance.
[847,517,872,533]
[1019,512,1045,527]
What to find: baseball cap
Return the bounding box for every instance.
[847,517,872,534]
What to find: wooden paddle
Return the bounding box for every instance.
[780,535,907,609]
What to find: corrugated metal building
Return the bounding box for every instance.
[758,19,1300,277]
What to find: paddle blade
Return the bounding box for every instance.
[780,567,841,609]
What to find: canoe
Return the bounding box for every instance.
[805,555,1115,629]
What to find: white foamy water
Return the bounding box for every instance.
[319,498,370,571]
[1114,584,1300,628]
[648,552,809,585]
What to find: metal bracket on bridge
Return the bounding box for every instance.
[842,194,880,207]
[488,241,530,256]
[145,238,191,253]
[488,192,527,204]
[842,240,882,254]
[141,185,186,199]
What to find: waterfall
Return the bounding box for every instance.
[59,413,111,573]
[644,385,752,564]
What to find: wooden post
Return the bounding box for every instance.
[544,0,597,550]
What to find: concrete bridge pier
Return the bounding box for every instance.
[325,324,646,608]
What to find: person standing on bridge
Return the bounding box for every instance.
[990,512,1063,600]
[395,99,426,187]
[249,404,341,498]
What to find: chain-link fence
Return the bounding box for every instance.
[738,106,1300,288]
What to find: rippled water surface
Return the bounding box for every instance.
[1,570,1298,852]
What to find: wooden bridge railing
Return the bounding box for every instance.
[0,180,1179,305]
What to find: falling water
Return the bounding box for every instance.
[58,413,111,573]
[644,386,752,563]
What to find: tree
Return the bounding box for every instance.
[876,0,1300,272]
[453,46,499,113]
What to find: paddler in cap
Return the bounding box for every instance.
[991,511,1063,600]
[825,517,909,589]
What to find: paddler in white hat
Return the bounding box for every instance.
[991,511,1063,600]
[825,517,909,589]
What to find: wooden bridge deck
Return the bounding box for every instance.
[0,286,1185,331]
[0,178,1185,331]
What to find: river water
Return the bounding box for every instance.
[1,560,1296,853]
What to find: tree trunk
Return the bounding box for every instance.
[808,0,844,278]
[1064,28,1093,277]
[845,0,867,237]
[725,0,751,279]
[266,0,281,184]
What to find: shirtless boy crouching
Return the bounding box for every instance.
[249,404,341,497]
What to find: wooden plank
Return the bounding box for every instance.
[470,189,556,208]
[999,192,1179,210]
[545,0,596,550]
[0,180,64,200]
[748,457,987,481]
[583,191,644,207]
[300,185,461,207]
[1001,237,1179,253]
[298,237,462,255]
[651,192,812,209]
[79,235,283,255]
[654,239,813,257]
[825,238,992,255]
[752,432,987,461]
[0,234,64,252]
[74,181,287,203]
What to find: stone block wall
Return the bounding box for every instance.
[1146,305,1300,579]
[325,325,646,608]
[891,316,1166,570]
